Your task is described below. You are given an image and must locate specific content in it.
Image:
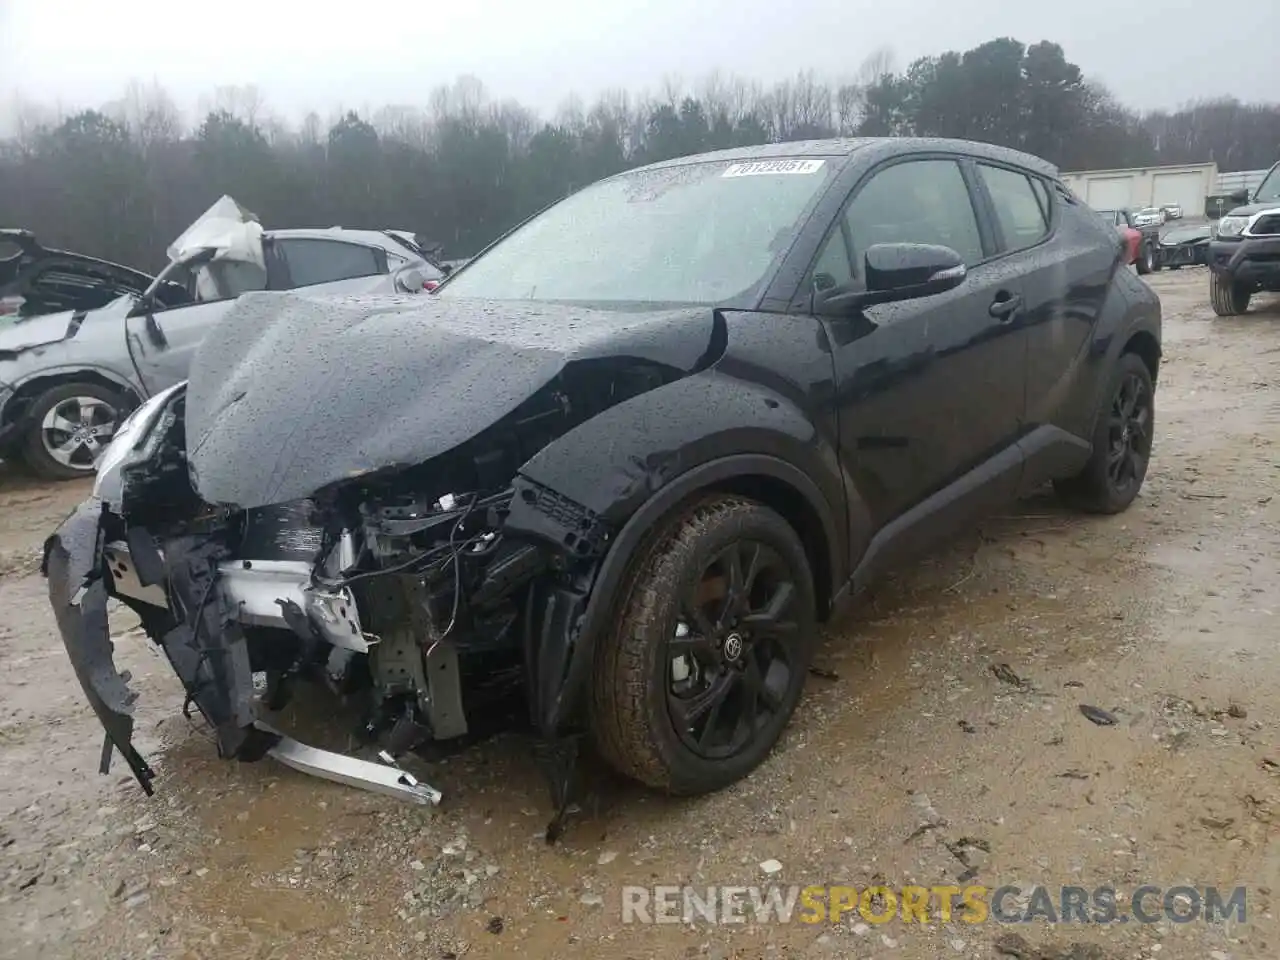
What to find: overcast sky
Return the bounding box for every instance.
[1,0,1276,132]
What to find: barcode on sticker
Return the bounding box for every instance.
[722,158,826,178]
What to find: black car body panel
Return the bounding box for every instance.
[43,498,157,792]
[1209,236,1280,289]
[45,137,1162,832]
[1156,224,1212,268]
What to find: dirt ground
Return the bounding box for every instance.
[1,267,1277,960]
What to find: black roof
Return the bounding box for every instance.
[630,137,1058,178]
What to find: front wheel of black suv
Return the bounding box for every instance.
[1054,352,1154,515]
[590,495,816,795]
[1209,271,1251,316]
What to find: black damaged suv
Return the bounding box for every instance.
[46,138,1161,837]
[1208,160,1280,316]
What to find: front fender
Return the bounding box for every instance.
[509,371,850,737]
[13,361,142,397]
[515,369,847,536]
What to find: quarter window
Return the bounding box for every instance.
[979,164,1050,251]
[811,225,854,291]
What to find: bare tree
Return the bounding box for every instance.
[659,74,684,108]
[104,80,185,147]
[199,84,266,126]
[858,47,896,86]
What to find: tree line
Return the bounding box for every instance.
[3,37,1279,270]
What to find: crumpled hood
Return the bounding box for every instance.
[184,292,719,507]
[0,308,79,356]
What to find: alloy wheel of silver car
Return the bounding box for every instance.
[40,396,118,471]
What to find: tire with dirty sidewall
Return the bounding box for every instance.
[1209,270,1251,317]
[590,495,817,795]
[21,381,129,481]
[1136,243,1153,275]
[1054,352,1153,515]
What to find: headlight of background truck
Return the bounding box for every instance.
[1215,216,1249,238]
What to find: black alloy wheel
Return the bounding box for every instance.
[591,496,816,794]
[1055,352,1155,515]
[666,539,799,761]
[1105,368,1152,500]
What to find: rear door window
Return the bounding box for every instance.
[276,239,384,288]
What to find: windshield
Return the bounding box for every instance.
[438,157,838,305]
[1254,164,1280,204]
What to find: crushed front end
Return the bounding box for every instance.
[43,353,668,837]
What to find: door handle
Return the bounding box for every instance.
[989,292,1023,322]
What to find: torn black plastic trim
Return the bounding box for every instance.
[505,476,610,559]
[44,497,156,793]
[157,536,270,761]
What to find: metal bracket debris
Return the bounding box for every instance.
[255,722,442,806]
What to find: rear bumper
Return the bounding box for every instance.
[44,497,442,806]
[1208,238,1280,286]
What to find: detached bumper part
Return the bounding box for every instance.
[45,499,444,809]
[259,723,442,806]
[44,498,156,793]
[105,543,370,654]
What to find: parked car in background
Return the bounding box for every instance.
[1155,222,1212,269]
[1132,207,1167,228]
[1095,208,1158,274]
[1208,159,1280,316]
[1,230,172,321]
[46,138,1161,838]
[1160,202,1183,220]
[0,197,437,479]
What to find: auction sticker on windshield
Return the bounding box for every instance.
[722,158,826,177]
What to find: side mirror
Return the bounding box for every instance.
[863,242,966,300]
[839,242,969,309]
[814,243,967,315]
[1230,188,1250,204]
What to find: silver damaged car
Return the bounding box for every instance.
[0,196,440,478]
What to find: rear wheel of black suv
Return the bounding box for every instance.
[1210,271,1251,316]
[1136,243,1154,275]
[590,495,816,795]
[1054,352,1154,515]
